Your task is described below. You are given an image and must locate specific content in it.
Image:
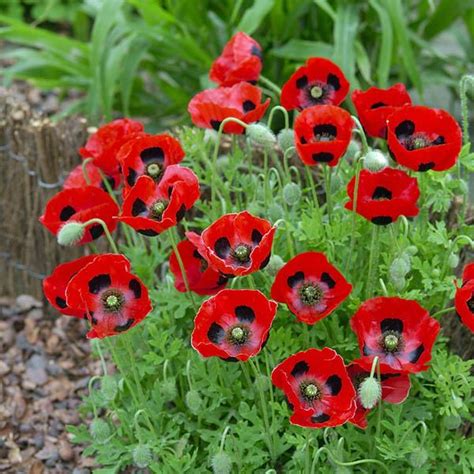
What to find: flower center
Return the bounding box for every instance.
[231,244,251,263]
[227,325,250,345]
[146,163,161,178]
[299,283,323,306]
[404,134,431,151]
[101,290,124,312]
[383,333,399,352]
[310,86,323,99]
[300,380,321,401]
[150,200,168,219]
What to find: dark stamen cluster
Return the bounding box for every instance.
[298,283,323,306]
[299,380,322,402]
[403,134,432,151]
[149,199,168,219]
[227,325,250,345]
[379,330,403,353]
[231,244,252,264]
[101,289,125,312]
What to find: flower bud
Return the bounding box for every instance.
[432,269,441,277]
[57,221,84,246]
[405,245,418,256]
[448,252,459,268]
[211,452,232,474]
[358,376,381,409]
[204,129,218,144]
[185,390,202,414]
[458,179,469,195]
[444,414,462,430]
[277,128,295,153]
[101,375,118,402]
[268,203,284,222]
[408,447,428,468]
[363,149,389,171]
[160,378,177,401]
[265,255,284,277]
[391,276,406,291]
[133,444,153,468]
[343,139,361,160]
[390,256,410,279]
[283,183,302,206]
[89,418,111,444]
[246,123,276,149]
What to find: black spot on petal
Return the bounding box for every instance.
[327,74,340,90]
[115,319,134,332]
[140,147,164,164]
[407,344,424,363]
[312,152,333,163]
[370,102,386,109]
[235,305,255,323]
[300,136,307,144]
[89,225,104,239]
[251,229,263,244]
[320,272,336,289]
[371,216,393,226]
[290,360,309,378]
[127,168,137,187]
[88,274,111,294]
[251,45,262,59]
[132,198,147,217]
[326,375,342,395]
[311,413,330,423]
[372,186,392,200]
[214,237,231,258]
[395,120,415,138]
[243,100,256,112]
[176,204,186,222]
[287,271,305,288]
[207,323,225,344]
[59,206,75,221]
[129,279,141,299]
[259,253,270,270]
[210,120,222,131]
[418,162,435,172]
[221,356,239,362]
[432,136,445,145]
[55,297,67,309]
[296,75,308,89]
[138,229,159,237]
[381,318,403,334]
[313,124,337,138]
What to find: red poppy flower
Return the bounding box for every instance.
[270,252,352,325]
[209,32,262,86]
[39,186,119,245]
[454,262,474,333]
[191,289,277,361]
[65,254,151,339]
[117,133,185,195]
[294,105,353,166]
[188,82,270,134]
[352,83,412,139]
[347,362,411,429]
[80,118,144,175]
[186,211,275,277]
[43,255,97,317]
[351,297,440,374]
[118,165,200,237]
[345,168,420,225]
[63,162,121,191]
[272,348,356,428]
[386,105,462,172]
[169,238,228,296]
[281,57,350,111]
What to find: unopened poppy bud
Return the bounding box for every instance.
[57,221,85,246]
[444,414,462,430]
[185,389,202,414]
[390,256,410,279]
[246,123,276,149]
[409,447,428,468]
[406,245,418,256]
[160,378,177,401]
[204,129,219,144]
[343,139,361,160]
[211,452,232,474]
[363,149,389,171]
[391,276,406,291]
[89,418,111,444]
[277,128,295,153]
[458,179,469,195]
[358,376,381,409]
[265,255,284,277]
[283,182,302,206]
[268,203,284,222]
[101,375,118,402]
[432,269,441,277]
[133,444,153,468]
[448,252,459,268]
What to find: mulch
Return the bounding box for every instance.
[0,295,102,474]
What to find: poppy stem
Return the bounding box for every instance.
[267,105,290,130]
[324,166,333,225]
[82,218,119,253]
[97,169,119,205]
[283,146,295,184]
[312,447,389,473]
[366,224,381,298]
[346,154,363,274]
[431,306,455,319]
[459,75,473,145]
[259,75,282,95]
[351,116,369,155]
[81,157,93,185]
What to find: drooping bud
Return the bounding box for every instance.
[390,255,411,279]
[405,245,418,256]
[391,276,406,291]
[89,418,111,444]
[133,444,153,468]
[160,378,177,401]
[283,182,302,206]
[277,128,295,153]
[265,255,284,277]
[211,452,232,474]
[268,203,284,222]
[358,376,382,409]
[101,375,118,402]
[343,139,361,160]
[246,123,276,149]
[185,390,202,414]
[57,221,85,246]
[408,447,428,468]
[444,414,462,430]
[363,149,389,171]
[448,252,459,268]
[204,129,219,144]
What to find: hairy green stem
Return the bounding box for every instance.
[82,217,119,253]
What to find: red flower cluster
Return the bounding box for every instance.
[455,263,474,333]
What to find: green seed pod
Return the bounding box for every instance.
[343,139,361,160]
[246,123,276,149]
[432,268,441,277]
[89,418,111,444]
[185,390,202,414]
[268,203,284,222]
[265,255,285,277]
[448,252,459,268]
[444,414,462,430]
[211,452,232,474]
[57,221,85,246]
[408,447,428,468]
[358,376,381,409]
[160,378,177,401]
[133,444,153,468]
[101,375,118,402]
[363,149,389,171]
[283,182,302,206]
[390,256,411,279]
[277,128,295,153]
[458,179,469,195]
[391,276,406,291]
